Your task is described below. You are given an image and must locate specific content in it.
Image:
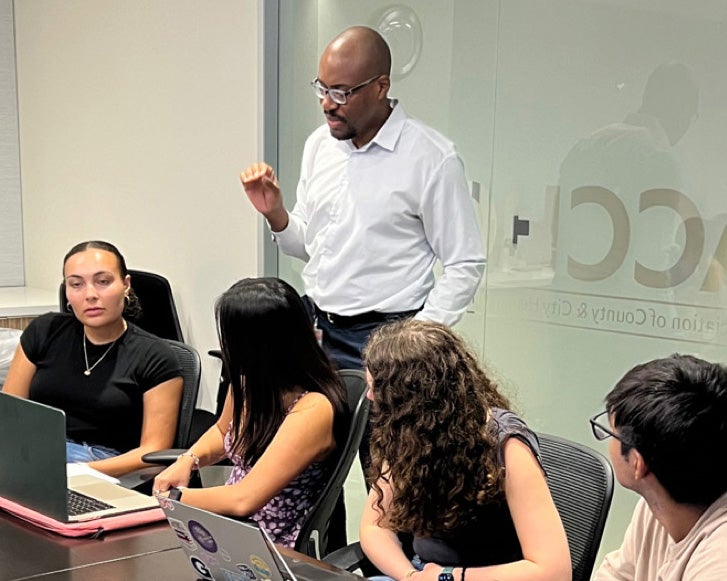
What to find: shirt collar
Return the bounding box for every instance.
[350,99,406,153]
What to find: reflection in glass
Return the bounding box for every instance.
[374,5,423,80]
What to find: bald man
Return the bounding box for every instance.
[241,26,485,370]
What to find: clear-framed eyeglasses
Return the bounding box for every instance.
[310,75,381,105]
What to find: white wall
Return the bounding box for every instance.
[14,0,262,409]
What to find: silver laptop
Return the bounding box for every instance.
[0,392,159,522]
[160,499,362,581]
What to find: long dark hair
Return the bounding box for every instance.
[62,240,142,320]
[217,277,346,465]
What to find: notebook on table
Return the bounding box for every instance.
[160,498,362,581]
[0,392,161,526]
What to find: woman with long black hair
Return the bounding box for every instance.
[154,277,347,547]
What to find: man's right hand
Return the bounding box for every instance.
[240,162,289,232]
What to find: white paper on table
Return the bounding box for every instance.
[66,462,120,484]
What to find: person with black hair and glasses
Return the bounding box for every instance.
[2,240,183,477]
[591,354,727,581]
[153,277,348,548]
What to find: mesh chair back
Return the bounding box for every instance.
[164,339,202,449]
[538,433,614,581]
[296,369,370,559]
[59,269,184,342]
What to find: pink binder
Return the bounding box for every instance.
[0,494,166,538]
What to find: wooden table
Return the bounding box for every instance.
[0,510,362,581]
[0,511,178,581]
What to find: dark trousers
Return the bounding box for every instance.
[302,297,418,553]
[314,303,419,477]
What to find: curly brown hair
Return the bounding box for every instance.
[363,319,511,536]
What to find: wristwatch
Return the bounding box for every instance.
[438,567,454,581]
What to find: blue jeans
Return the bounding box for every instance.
[66,440,120,463]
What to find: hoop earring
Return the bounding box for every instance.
[66,301,72,311]
[124,295,130,306]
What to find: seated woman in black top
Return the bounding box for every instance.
[360,320,571,581]
[2,240,183,477]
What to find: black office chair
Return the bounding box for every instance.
[164,339,203,449]
[324,432,614,581]
[119,339,203,491]
[59,269,184,342]
[537,433,614,581]
[295,369,370,559]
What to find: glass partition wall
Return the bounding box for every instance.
[272,0,727,560]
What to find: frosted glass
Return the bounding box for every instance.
[275,0,727,566]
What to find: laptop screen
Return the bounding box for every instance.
[0,392,69,520]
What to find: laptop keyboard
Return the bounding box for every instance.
[67,489,114,516]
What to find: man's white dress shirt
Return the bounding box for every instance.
[274,102,485,326]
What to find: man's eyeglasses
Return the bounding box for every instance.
[310,75,381,105]
[589,411,629,445]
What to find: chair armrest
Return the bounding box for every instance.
[141,448,188,465]
[118,466,165,493]
[322,541,368,572]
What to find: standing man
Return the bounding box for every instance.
[241,26,485,370]
[591,354,727,580]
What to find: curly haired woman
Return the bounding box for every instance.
[359,320,571,581]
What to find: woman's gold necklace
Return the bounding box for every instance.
[83,331,120,376]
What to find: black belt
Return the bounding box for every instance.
[313,303,420,328]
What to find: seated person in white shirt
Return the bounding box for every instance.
[591,354,727,581]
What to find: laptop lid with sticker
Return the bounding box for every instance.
[160,497,291,581]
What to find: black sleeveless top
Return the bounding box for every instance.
[411,408,543,567]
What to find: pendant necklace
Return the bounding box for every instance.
[83,332,118,376]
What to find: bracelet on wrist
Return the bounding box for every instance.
[402,568,417,580]
[178,451,200,470]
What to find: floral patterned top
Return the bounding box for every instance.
[223,392,333,548]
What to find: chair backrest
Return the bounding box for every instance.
[537,433,615,581]
[295,369,370,559]
[164,339,202,449]
[59,269,184,342]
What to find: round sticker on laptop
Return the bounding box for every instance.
[190,555,214,579]
[249,554,273,578]
[188,520,218,553]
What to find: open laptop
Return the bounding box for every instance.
[160,498,363,581]
[0,392,160,522]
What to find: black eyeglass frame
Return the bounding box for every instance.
[310,75,382,105]
[589,410,631,446]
